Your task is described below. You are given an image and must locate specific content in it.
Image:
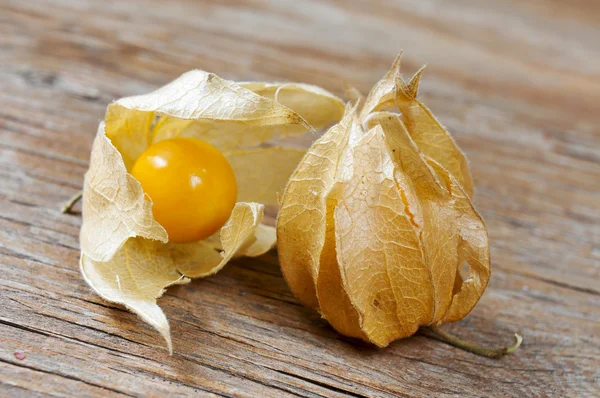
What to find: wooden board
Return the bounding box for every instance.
[1,0,599,396]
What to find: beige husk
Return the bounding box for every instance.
[277,54,491,348]
[79,70,345,352]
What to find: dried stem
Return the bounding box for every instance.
[61,191,83,214]
[428,325,522,359]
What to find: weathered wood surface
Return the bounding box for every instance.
[1,0,599,396]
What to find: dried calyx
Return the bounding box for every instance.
[71,71,345,352]
[276,53,521,357]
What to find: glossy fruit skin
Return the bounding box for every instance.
[131,137,238,243]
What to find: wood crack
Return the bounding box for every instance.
[0,246,77,274]
[388,341,527,387]
[507,268,599,296]
[180,354,307,397]
[27,311,157,355]
[0,357,136,397]
[264,367,369,398]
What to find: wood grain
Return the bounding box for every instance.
[1,0,599,396]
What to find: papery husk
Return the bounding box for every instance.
[277,58,490,347]
[79,70,345,352]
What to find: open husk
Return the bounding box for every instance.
[79,70,345,352]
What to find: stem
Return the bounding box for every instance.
[428,325,522,359]
[61,191,83,214]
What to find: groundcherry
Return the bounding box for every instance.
[131,137,237,243]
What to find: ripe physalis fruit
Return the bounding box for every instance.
[77,69,346,352]
[131,137,238,243]
[277,53,522,358]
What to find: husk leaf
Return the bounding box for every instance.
[277,105,360,308]
[359,55,473,196]
[277,55,491,347]
[82,203,272,354]
[80,70,345,351]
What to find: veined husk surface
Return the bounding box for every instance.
[80,70,345,352]
[277,55,489,347]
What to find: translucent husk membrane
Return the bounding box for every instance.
[277,53,521,357]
